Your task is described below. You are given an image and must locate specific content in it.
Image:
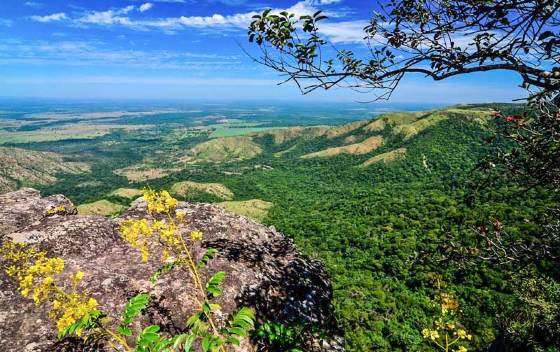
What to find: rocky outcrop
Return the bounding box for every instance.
[0,188,76,239]
[0,189,342,352]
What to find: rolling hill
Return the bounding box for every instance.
[175,106,492,168]
[0,147,89,193]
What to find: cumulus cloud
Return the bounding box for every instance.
[24,1,43,8]
[30,1,367,44]
[309,0,342,4]
[142,0,186,2]
[318,21,367,44]
[78,6,136,26]
[30,12,67,23]
[139,3,154,12]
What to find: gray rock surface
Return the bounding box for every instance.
[0,188,76,238]
[0,189,342,351]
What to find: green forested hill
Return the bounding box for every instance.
[36,105,558,351]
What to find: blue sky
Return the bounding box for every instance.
[0,0,526,103]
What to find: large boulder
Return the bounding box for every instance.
[0,189,342,351]
[0,188,76,239]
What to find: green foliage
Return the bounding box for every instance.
[136,325,173,352]
[502,272,560,351]
[150,261,179,284]
[254,321,304,352]
[206,271,226,298]
[59,310,104,339]
[226,307,255,339]
[33,104,560,350]
[197,248,218,269]
[118,293,151,336]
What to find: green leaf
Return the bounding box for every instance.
[143,325,160,334]
[119,293,150,333]
[183,334,195,351]
[197,248,218,269]
[226,336,240,346]
[116,326,133,336]
[201,335,212,352]
[150,261,178,283]
[58,310,103,339]
[141,332,160,343]
[206,271,226,298]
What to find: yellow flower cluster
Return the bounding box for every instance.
[120,219,153,262]
[121,217,205,262]
[440,292,459,313]
[123,221,190,259]
[422,328,440,341]
[190,230,203,241]
[1,241,65,303]
[143,189,178,214]
[421,292,473,352]
[1,241,98,336]
[51,292,98,335]
[45,205,67,216]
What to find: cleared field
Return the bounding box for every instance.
[0,124,151,144]
[364,112,420,132]
[217,199,273,222]
[186,136,262,162]
[114,167,181,182]
[253,126,330,144]
[362,148,407,167]
[109,188,143,200]
[393,113,448,139]
[171,181,234,200]
[325,120,368,139]
[301,135,384,159]
[77,200,125,216]
[444,107,494,122]
[210,127,275,138]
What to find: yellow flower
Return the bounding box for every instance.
[440,292,459,313]
[73,271,84,282]
[143,189,178,214]
[456,346,468,352]
[161,249,171,263]
[190,231,203,241]
[422,328,439,341]
[456,329,469,339]
[429,330,439,341]
[176,210,187,221]
[140,244,150,262]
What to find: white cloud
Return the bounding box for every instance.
[143,0,186,2]
[78,6,135,26]
[24,2,43,8]
[318,20,367,44]
[30,12,67,23]
[0,39,242,70]
[0,19,13,27]
[309,0,342,4]
[30,2,366,44]
[139,3,154,12]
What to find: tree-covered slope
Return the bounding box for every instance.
[35,105,558,351]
